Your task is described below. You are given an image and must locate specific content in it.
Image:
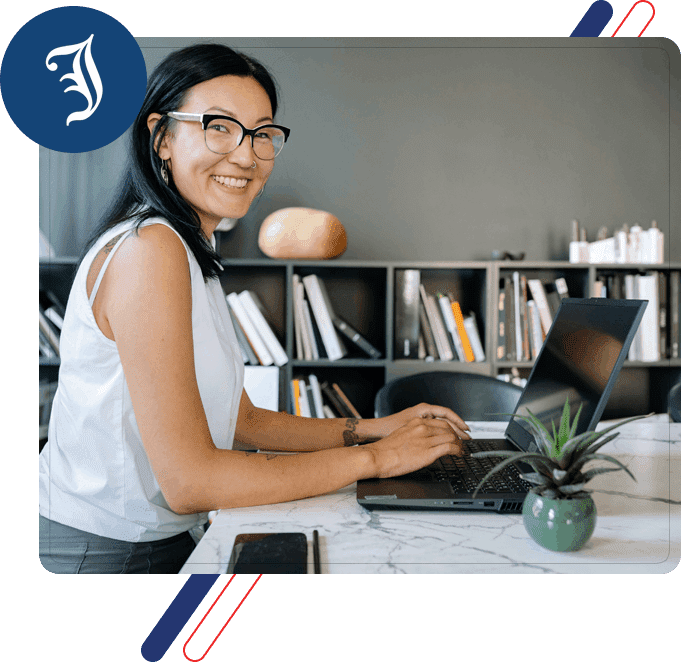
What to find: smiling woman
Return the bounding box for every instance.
[38,43,471,574]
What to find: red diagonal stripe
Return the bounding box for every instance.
[611,1,656,36]
[182,574,262,661]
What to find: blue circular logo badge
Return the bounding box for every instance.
[1,6,146,153]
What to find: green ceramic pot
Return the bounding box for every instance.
[522,492,597,552]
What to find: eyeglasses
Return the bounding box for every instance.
[166,112,290,160]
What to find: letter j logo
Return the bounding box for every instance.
[0,6,146,153]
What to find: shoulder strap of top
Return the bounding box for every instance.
[88,228,135,307]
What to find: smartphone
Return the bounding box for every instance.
[226,533,308,574]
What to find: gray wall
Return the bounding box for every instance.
[40,38,678,263]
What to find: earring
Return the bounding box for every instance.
[251,161,257,169]
[161,159,169,185]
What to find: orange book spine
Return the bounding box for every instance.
[292,379,302,416]
[450,301,475,362]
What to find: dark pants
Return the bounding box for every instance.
[39,515,196,574]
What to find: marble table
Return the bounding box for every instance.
[180,415,680,574]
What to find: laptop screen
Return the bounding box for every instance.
[506,298,646,453]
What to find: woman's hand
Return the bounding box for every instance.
[373,403,471,441]
[366,416,465,479]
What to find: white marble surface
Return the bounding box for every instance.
[181,415,681,574]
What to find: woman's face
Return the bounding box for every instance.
[153,75,276,236]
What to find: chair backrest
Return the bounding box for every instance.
[670,380,681,423]
[374,371,524,422]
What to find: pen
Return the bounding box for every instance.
[313,529,321,574]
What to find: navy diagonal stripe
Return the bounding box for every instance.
[570,0,614,36]
[141,574,220,662]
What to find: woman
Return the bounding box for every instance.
[38,43,471,574]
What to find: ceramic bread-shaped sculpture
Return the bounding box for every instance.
[258,207,348,259]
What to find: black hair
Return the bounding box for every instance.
[80,43,280,280]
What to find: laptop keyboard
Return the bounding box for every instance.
[435,439,532,494]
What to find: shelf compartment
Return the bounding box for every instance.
[219,264,288,353]
[289,366,385,419]
[292,265,387,361]
[394,266,488,363]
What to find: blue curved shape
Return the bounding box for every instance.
[141,574,220,662]
[570,0,614,36]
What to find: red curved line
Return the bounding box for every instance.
[182,574,262,661]
[611,1,655,37]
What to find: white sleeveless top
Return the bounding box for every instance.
[38,217,245,542]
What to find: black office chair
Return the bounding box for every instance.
[669,380,681,423]
[374,371,524,422]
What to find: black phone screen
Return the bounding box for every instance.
[227,533,308,574]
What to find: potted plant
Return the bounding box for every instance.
[471,399,651,552]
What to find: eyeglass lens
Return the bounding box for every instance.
[205,117,285,160]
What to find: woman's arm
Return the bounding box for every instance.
[235,389,471,452]
[97,225,465,515]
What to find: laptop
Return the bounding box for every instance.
[357,297,647,512]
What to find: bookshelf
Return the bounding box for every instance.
[39,257,681,433]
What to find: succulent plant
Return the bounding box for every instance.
[471,398,651,500]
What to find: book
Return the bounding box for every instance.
[227,305,259,365]
[438,294,466,362]
[306,382,317,417]
[658,271,668,359]
[497,287,506,361]
[307,374,326,419]
[292,379,302,416]
[298,379,312,417]
[419,301,439,359]
[426,292,455,360]
[332,383,362,418]
[419,284,451,361]
[463,312,485,362]
[394,269,420,358]
[332,316,382,359]
[504,277,516,361]
[291,274,305,360]
[670,271,680,359]
[302,274,346,361]
[322,404,337,418]
[527,279,553,336]
[293,279,312,359]
[39,329,57,358]
[226,292,274,366]
[519,274,530,361]
[624,274,640,361]
[39,308,60,356]
[527,299,543,360]
[238,291,288,367]
[449,297,475,362]
[545,284,562,316]
[637,273,660,362]
[40,290,65,330]
[301,299,320,360]
[320,381,353,418]
[512,272,522,362]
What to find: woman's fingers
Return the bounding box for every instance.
[412,412,471,441]
[417,403,470,432]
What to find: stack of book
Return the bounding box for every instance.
[593,270,680,362]
[394,269,485,362]
[497,274,570,363]
[290,374,362,418]
[39,290,65,360]
[292,273,382,361]
[225,290,288,367]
